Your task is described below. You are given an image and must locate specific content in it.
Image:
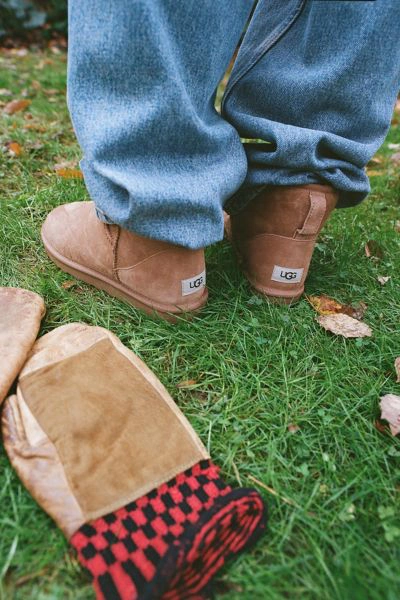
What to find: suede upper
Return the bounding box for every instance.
[41,202,208,316]
[230,185,338,301]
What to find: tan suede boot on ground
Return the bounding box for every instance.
[227,185,338,304]
[41,202,208,319]
[0,288,45,404]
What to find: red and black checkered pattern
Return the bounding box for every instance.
[71,460,266,599]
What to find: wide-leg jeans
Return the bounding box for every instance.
[68,0,400,249]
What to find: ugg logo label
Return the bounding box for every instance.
[182,270,206,296]
[271,265,303,284]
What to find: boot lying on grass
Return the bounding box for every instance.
[2,323,266,599]
[226,185,338,304]
[41,202,208,320]
[0,287,45,404]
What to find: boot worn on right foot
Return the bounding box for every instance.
[41,201,208,319]
[228,185,338,304]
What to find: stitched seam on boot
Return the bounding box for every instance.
[102,223,114,248]
[116,249,176,272]
[112,227,121,283]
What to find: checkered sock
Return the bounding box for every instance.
[71,460,266,599]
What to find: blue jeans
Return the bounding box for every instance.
[68,0,400,249]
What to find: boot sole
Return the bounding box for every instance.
[42,234,208,322]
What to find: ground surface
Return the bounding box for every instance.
[0,49,399,600]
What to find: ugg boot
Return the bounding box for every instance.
[0,287,45,404]
[41,202,208,319]
[227,185,338,303]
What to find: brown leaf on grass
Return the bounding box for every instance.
[366,170,382,177]
[365,240,384,259]
[176,379,197,388]
[31,79,42,91]
[3,99,31,115]
[61,280,76,290]
[377,276,391,286]
[388,143,400,150]
[23,123,46,132]
[0,88,12,96]
[5,141,22,156]
[351,301,368,321]
[374,419,389,434]
[380,394,400,436]
[54,159,83,179]
[367,156,383,166]
[54,159,77,170]
[36,58,54,70]
[288,423,300,434]
[395,358,400,383]
[317,314,372,338]
[307,295,343,315]
[29,141,45,151]
[55,168,83,179]
[390,152,400,165]
[44,88,60,96]
[307,295,366,320]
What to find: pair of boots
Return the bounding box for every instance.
[0,289,266,600]
[41,185,338,319]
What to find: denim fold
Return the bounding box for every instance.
[68,0,400,248]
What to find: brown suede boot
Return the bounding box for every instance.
[41,202,208,319]
[227,185,338,304]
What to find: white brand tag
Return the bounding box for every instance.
[271,265,304,284]
[181,270,206,296]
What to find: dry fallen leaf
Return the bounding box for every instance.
[380,394,400,436]
[54,160,84,179]
[367,156,383,166]
[31,79,42,91]
[176,379,197,388]
[365,240,384,259]
[54,159,78,170]
[5,141,22,157]
[0,88,12,96]
[395,221,400,233]
[288,423,300,434]
[377,276,391,286]
[44,88,60,96]
[351,302,368,321]
[23,123,46,132]
[307,295,366,320]
[388,143,400,150]
[4,99,31,115]
[307,295,343,315]
[374,419,389,434]
[55,168,83,179]
[390,152,400,165]
[317,314,372,338]
[366,170,382,177]
[61,280,76,290]
[395,357,400,383]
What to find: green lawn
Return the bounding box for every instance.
[0,48,399,600]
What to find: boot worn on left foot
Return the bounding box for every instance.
[228,185,338,304]
[41,201,208,320]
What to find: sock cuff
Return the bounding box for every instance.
[71,460,266,599]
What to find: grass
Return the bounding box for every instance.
[0,48,400,600]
